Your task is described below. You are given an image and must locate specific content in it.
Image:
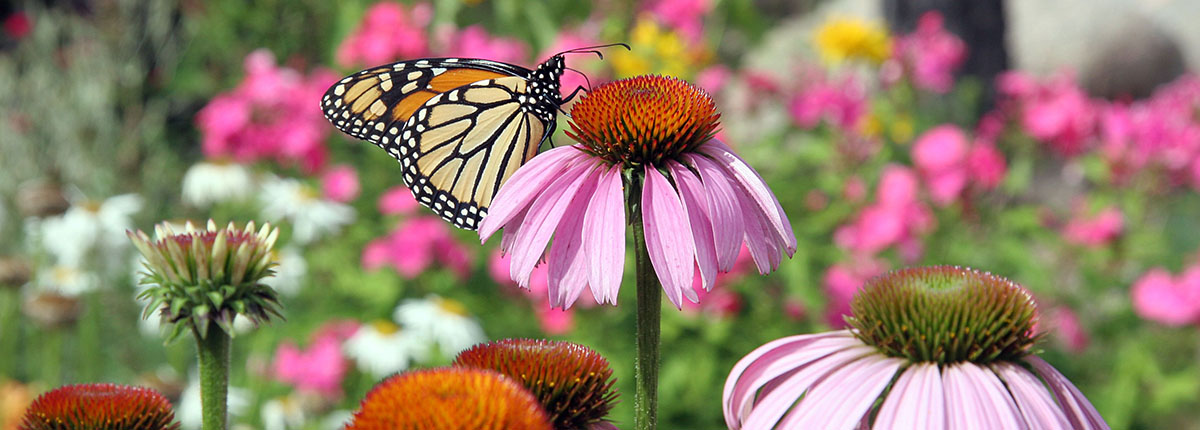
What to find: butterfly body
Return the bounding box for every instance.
[322,55,567,230]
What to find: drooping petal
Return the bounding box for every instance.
[500,207,528,255]
[1026,356,1110,430]
[667,161,718,291]
[777,353,903,430]
[740,194,784,274]
[699,140,797,254]
[582,165,626,305]
[722,331,860,429]
[480,145,588,242]
[509,160,599,287]
[992,362,1072,429]
[943,363,1025,430]
[742,345,877,430]
[686,153,744,271]
[874,363,946,430]
[642,166,697,308]
[548,168,602,309]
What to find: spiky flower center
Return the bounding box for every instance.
[567,75,720,167]
[454,339,618,430]
[20,383,179,430]
[345,367,552,430]
[847,266,1040,365]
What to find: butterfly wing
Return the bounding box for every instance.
[399,76,553,230]
[320,58,558,230]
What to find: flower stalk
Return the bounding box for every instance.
[628,171,660,430]
[195,322,230,430]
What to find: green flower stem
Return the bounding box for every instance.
[195,322,231,430]
[628,172,660,430]
[0,290,19,375]
[42,329,63,386]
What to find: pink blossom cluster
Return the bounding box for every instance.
[788,69,868,132]
[834,166,934,258]
[998,71,1200,182]
[887,12,966,94]
[821,257,887,328]
[196,49,337,173]
[1061,205,1124,247]
[336,1,432,67]
[321,165,360,203]
[272,320,360,397]
[362,216,473,280]
[643,0,713,43]
[1131,265,1200,326]
[911,124,1007,206]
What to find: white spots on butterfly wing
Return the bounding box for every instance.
[407,71,422,81]
[401,81,419,93]
[431,67,446,74]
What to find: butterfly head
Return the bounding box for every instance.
[530,55,566,100]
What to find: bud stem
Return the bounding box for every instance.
[195,321,231,430]
[628,171,660,430]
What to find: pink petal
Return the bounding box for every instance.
[582,165,626,306]
[1026,356,1110,430]
[943,363,1025,430]
[479,145,588,242]
[668,161,718,291]
[722,331,860,428]
[547,168,602,309]
[874,363,946,430]
[739,192,783,274]
[700,140,797,254]
[742,345,878,429]
[642,166,697,308]
[508,159,599,287]
[500,207,528,255]
[778,353,903,430]
[992,362,1072,428]
[686,153,744,271]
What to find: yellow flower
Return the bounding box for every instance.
[814,16,892,65]
[611,17,709,78]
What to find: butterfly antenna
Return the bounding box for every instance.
[557,42,631,60]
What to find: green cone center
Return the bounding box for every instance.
[847,266,1040,365]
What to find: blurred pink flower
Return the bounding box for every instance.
[1045,306,1089,353]
[1097,75,1200,186]
[362,216,473,280]
[912,125,970,205]
[821,258,887,328]
[1062,206,1124,247]
[788,73,867,132]
[966,142,1007,189]
[842,176,867,203]
[890,12,966,93]
[336,1,432,67]
[312,319,361,342]
[273,333,350,397]
[437,25,528,65]
[836,166,933,256]
[696,65,732,95]
[196,49,336,173]
[3,11,32,39]
[1131,267,1200,326]
[644,0,713,42]
[998,71,1097,157]
[321,165,360,203]
[378,186,419,216]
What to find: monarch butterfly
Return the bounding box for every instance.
[321,44,627,230]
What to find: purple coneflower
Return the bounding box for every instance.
[480,75,795,309]
[20,383,179,430]
[345,367,552,430]
[723,266,1109,430]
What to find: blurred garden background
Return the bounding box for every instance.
[2,0,1200,428]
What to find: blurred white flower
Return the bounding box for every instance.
[31,194,142,268]
[343,320,428,377]
[263,246,306,297]
[177,372,249,430]
[182,161,254,207]
[259,176,354,245]
[261,395,307,430]
[35,264,97,296]
[321,410,353,430]
[393,295,486,358]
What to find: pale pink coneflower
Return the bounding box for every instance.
[479,75,796,309]
[724,266,1110,430]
